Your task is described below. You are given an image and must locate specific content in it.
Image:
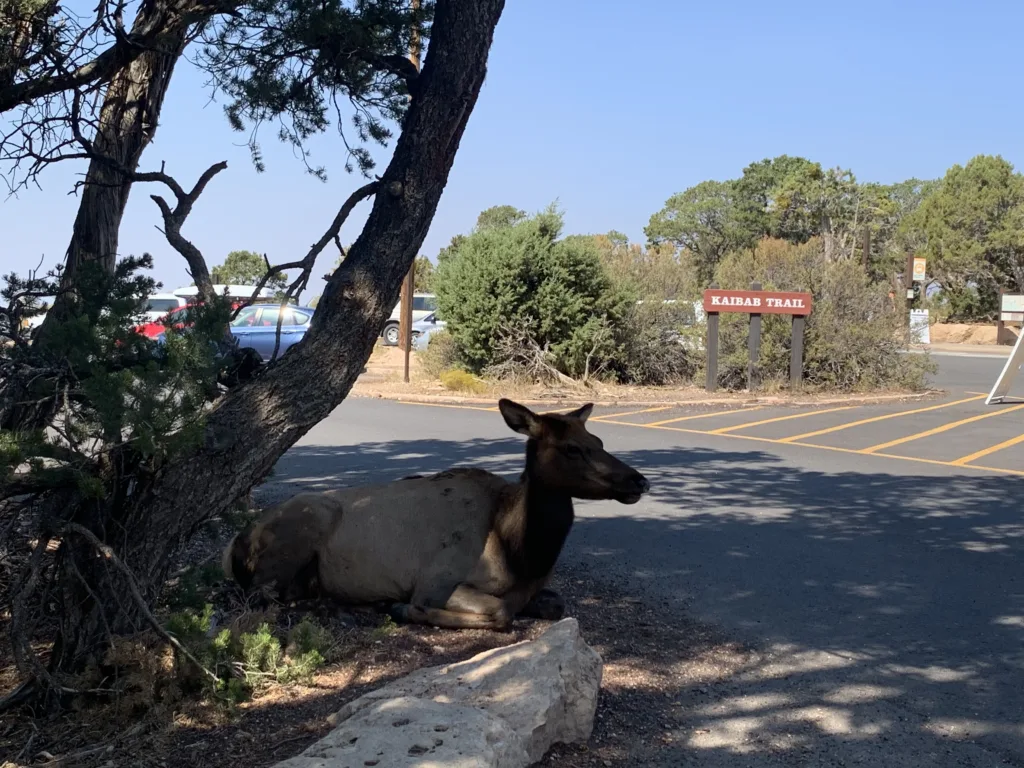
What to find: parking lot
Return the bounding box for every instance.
[584,393,1023,476]
[394,389,1023,478]
[257,348,1023,766]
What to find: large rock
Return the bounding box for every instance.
[274,696,530,768]
[274,617,602,768]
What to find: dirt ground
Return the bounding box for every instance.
[0,522,749,768]
[0,339,967,767]
[350,345,937,408]
[928,321,1019,345]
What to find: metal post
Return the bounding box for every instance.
[748,281,762,391]
[996,287,1008,345]
[790,314,805,390]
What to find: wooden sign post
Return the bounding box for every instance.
[703,282,814,392]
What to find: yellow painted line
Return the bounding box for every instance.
[592,406,674,421]
[861,402,1024,454]
[396,400,498,413]
[593,418,1024,478]
[951,432,1024,465]
[394,399,1024,479]
[777,395,986,443]
[647,407,764,427]
[707,405,856,435]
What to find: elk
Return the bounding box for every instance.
[221,398,650,630]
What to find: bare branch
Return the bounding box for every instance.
[147,161,228,300]
[231,179,380,324]
[0,0,245,116]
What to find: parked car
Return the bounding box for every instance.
[141,302,315,363]
[411,311,446,350]
[380,292,437,346]
[141,292,188,323]
[135,301,242,340]
[227,303,315,360]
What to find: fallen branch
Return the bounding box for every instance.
[63,522,222,687]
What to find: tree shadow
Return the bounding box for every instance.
[248,436,1024,766]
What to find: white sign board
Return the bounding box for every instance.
[986,329,1024,405]
[912,257,927,283]
[1000,293,1024,323]
[909,309,930,344]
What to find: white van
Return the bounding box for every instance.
[171,284,275,301]
[142,293,188,322]
[380,292,437,346]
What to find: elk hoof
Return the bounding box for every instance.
[519,588,565,621]
[389,603,413,623]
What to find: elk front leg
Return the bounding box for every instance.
[391,584,513,631]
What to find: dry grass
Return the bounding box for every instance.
[350,344,939,409]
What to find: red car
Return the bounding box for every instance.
[135,301,243,339]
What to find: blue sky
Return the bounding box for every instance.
[2,0,1022,302]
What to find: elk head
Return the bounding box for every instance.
[499,398,650,504]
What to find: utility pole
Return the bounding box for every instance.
[398,0,422,383]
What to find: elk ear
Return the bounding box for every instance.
[566,403,594,423]
[498,398,543,438]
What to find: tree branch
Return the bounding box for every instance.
[147,160,228,301]
[63,523,222,686]
[0,0,244,116]
[232,179,380,322]
[360,53,421,96]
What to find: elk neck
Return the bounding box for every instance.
[496,439,576,581]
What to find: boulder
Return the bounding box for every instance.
[273,617,602,768]
[273,696,530,768]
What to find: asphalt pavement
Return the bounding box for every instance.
[256,352,1024,767]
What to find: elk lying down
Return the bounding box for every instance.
[221,398,650,630]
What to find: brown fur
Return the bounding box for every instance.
[222,399,650,630]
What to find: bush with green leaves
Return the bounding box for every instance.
[165,603,335,702]
[433,206,631,378]
[1,255,240,498]
[711,237,935,391]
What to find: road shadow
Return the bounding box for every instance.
[250,437,1024,766]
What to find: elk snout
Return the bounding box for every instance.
[615,467,650,504]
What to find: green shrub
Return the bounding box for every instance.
[164,605,334,702]
[439,369,486,393]
[417,328,460,378]
[433,205,631,377]
[712,237,935,391]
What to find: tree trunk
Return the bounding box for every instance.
[48,0,507,680]
[39,0,204,332]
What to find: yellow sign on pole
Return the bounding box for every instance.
[912,257,927,283]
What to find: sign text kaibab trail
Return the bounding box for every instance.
[703,289,814,316]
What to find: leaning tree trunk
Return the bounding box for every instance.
[9,0,217,433]
[47,0,507,682]
[38,0,212,333]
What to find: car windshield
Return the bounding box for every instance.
[412,295,437,312]
[146,298,180,313]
